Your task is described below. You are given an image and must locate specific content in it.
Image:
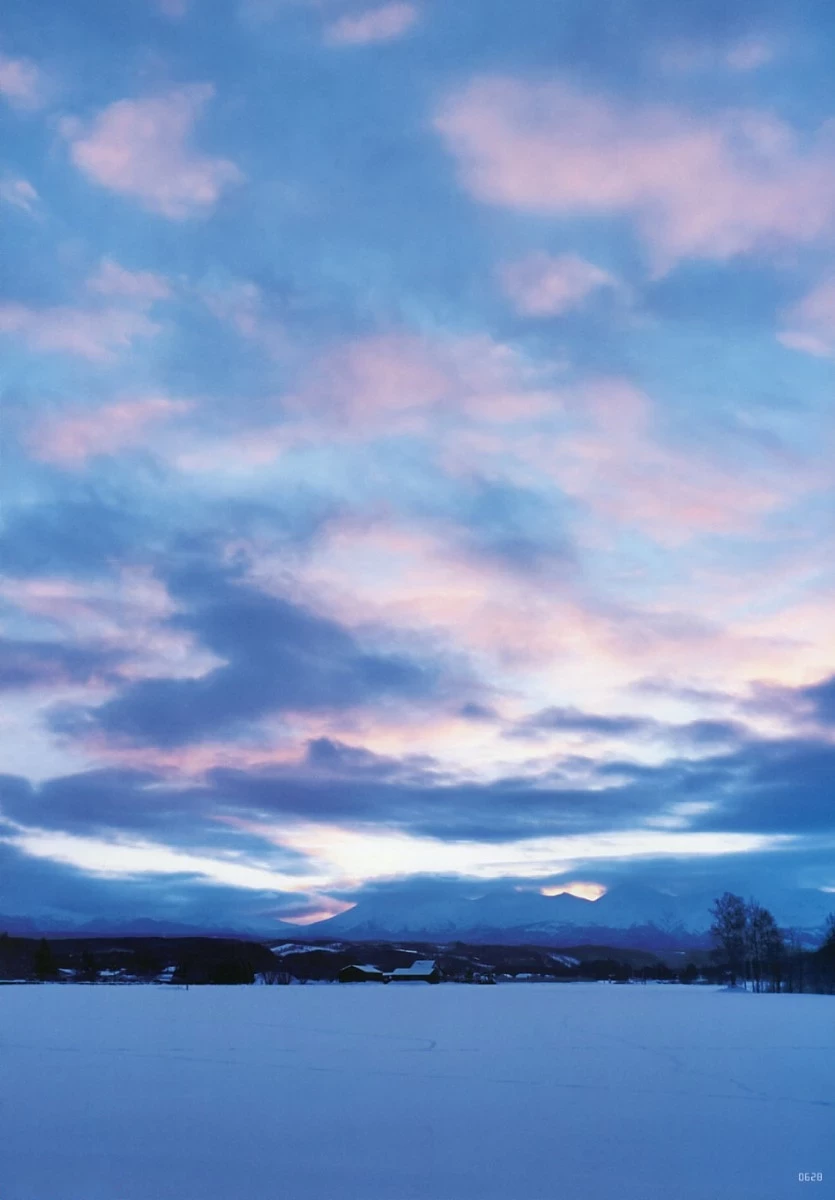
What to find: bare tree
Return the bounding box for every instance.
[784,928,805,994]
[822,913,835,952]
[745,902,784,992]
[818,913,835,994]
[710,892,747,987]
[764,911,786,993]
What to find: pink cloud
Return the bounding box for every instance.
[273,518,734,707]
[172,426,295,473]
[87,258,171,302]
[777,331,833,357]
[0,53,43,110]
[499,252,619,316]
[240,0,337,22]
[0,259,170,361]
[658,37,775,75]
[548,440,781,542]
[28,396,193,466]
[0,176,38,212]
[90,738,302,777]
[286,332,560,430]
[725,38,775,72]
[299,333,448,421]
[512,377,804,545]
[89,708,496,779]
[62,85,242,218]
[172,331,561,474]
[277,517,605,674]
[435,77,835,270]
[202,280,262,336]
[0,303,160,361]
[1,573,167,628]
[157,0,190,16]
[440,373,812,548]
[198,279,290,355]
[1,567,220,684]
[778,279,835,357]
[325,2,418,45]
[282,512,827,721]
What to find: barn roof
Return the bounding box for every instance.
[389,959,437,977]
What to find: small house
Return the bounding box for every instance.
[338,963,386,983]
[387,959,440,983]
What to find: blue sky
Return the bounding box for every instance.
[1,0,834,931]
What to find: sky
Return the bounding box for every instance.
[1,0,834,933]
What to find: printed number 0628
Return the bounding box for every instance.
[798,1173,823,1182]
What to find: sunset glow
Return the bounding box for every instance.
[540,883,608,902]
[2,0,834,932]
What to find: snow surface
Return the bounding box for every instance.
[0,983,832,1200]
[549,953,581,967]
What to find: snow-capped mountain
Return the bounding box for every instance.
[303,881,834,948]
[7,882,830,946]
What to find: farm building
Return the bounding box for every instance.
[338,964,387,983]
[387,959,440,983]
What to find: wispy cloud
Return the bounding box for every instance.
[325,2,419,45]
[778,279,835,357]
[0,567,220,686]
[0,52,44,110]
[499,252,620,316]
[87,259,171,302]
[0,258,171,361]
[287,331,559,429]
[0,303,160,361]
[28,397,193,467]
[198,278,289,355]
[658,36,776,75]
[725,37,775,71]
[176,328,560,471]
[0,176,38,213]
[62,86,242,218]
[510,376,806,544]
[157,0,190,16]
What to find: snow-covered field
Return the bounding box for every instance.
[1,982,832,1200]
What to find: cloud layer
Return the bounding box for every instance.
[2,0,834,931]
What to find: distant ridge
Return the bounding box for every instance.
[3,883,831,947]
[302,882,834,948]
[310,915,712,951]
[0,915,276,940]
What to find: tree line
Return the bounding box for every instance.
[0,933,268,984]
[7,909,835,991]
[710,892,835,993]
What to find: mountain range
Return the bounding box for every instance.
[302,882,835,949]
[2,883,832,947]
